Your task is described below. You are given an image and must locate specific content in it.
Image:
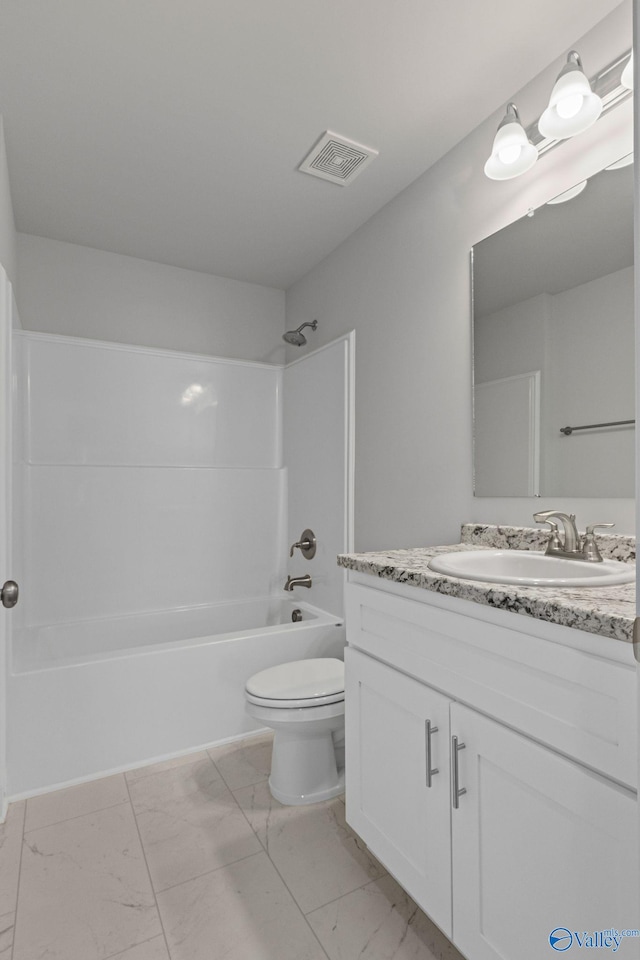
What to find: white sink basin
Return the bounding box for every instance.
[428,549,635,587]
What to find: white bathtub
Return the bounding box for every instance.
[8,597,345,797]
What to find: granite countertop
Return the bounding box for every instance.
[337,524,636,644]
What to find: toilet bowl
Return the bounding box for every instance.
[245,658,345,806]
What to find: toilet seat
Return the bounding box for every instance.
[245,658,344,709]
[245,689,344,709]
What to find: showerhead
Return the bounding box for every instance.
[283,320,318,346]
[283,329,306,346]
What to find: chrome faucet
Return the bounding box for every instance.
[284,574,312,591]
[533,512,614,562]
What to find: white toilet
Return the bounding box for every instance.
[245,658,345,806]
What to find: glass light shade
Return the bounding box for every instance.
[546,180,587,204]
[605,152,633,171]
[538,66,602,139]
[484,119,538,180]
[621,52,633,90]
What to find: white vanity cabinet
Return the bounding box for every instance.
[344,577,639,960]
[346,647,453,934]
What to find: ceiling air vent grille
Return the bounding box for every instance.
[298,131,378,186]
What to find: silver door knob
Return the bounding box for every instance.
[1,580,19,609]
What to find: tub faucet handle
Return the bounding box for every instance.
[289,528,317,559]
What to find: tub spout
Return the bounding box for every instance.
[284,574,312,591]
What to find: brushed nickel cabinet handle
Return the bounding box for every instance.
[425,720,439,787]
[451,735,467,809]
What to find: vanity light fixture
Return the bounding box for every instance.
[484,48,632,181]
[484,103,538,180]
[621,51,633,90]
[538,51,603,139]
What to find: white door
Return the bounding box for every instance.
[634,7,640,940]
[0,266,14,819]
[345,648,452,936]
[474,371,540,496]
[450,703,640,960]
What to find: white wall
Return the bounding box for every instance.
[14,333,285,635]
[286,3,635,547]
[0,118,16,286]
[17,234,286,362]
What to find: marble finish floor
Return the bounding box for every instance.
[0,733,464,960]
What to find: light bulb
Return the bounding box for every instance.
[556,93,583,119]
[538,51,602,139]
[484,103,538,180]
[498,144,522,165]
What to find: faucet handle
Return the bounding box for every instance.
[289,528,317,559]
[582,523,615,562]
[533,512,562,554]
[585,523,615,536]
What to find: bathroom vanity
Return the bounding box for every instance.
[338,525,639,960]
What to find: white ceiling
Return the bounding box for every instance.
[0,0,625,289]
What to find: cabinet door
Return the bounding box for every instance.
[450,702,640,960]
[345,647,452,936]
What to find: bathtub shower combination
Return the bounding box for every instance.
[8,331,352,797]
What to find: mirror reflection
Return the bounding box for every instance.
[472,160,634,498]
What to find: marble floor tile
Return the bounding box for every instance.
[12,803,162,960]
[234,780,386,914]
[157,851,328,960]
[129,756,262,891]
[25,773,130,832]
[307,874,464,960]
[208,731,273,790]
[125,750,212,784]
[0,911,14,958]
[0,801,25,909]
[107,935,171,960]
[0,799,25,957]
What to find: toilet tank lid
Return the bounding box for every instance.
[246,658,344,700]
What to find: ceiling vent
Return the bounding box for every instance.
[298,131,378,186]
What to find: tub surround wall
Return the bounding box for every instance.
[9,330,352,796]
[283,334,354,618]
[15,332,286,628]
[338,524,636,643]
[0,118,16,286]
[286,2,634,547]
[16,234,285,361]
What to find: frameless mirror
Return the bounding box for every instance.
[472,159,634,498]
